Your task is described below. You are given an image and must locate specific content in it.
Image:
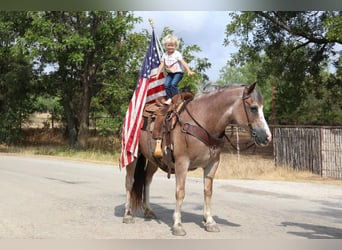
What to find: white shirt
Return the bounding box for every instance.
[161,50,184,73]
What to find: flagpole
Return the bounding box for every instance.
[148,18,164,55]
[148,18,154,29]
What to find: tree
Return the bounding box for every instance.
[24,11,141,148]
[94,30,151,136]
[224,11,342,125]
[34,95,63,128]
[0,11,36,143]
[217,57,273,119]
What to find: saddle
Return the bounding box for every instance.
[142,92,194,161]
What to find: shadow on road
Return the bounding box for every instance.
[114,202,240,231]
[281,222,342,239]
[310,199,342,224]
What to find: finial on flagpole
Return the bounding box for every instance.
[148,18,154,29]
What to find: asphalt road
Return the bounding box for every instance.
[0,154,341,239]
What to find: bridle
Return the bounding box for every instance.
[242,86,257,140]
[223,86,257,151]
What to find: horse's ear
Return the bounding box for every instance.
[247,82,257,95]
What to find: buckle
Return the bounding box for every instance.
[181,122,191,133]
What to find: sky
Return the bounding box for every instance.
[133,11,238,82]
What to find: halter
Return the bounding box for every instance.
[242,87,257,140]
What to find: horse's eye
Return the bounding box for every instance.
[250,106,258,114]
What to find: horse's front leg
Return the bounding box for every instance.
[123,161,136,224]
[203,159,220,232]
[172,160,188,236]
[142,161,158,219]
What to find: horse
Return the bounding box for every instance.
[122,82,272,236]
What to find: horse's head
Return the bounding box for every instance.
[234,83,272,146]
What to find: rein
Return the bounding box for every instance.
[224,133,255,152]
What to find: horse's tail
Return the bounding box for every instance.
[131,153,147,211]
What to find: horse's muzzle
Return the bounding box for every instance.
[253,128,271,146]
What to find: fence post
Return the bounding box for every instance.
[236,126,240,161]
[320,127,323,177]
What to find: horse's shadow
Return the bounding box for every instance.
[114,201,240,230]
[281,221,342,239]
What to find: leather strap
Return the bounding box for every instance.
[181,122,225,148]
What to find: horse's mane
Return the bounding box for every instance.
[195,83,263,103]
[196,83,246,95]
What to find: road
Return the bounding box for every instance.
[0,154,341,239]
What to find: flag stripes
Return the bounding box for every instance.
[119,30,166,169]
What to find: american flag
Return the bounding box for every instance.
[119,30,166,169]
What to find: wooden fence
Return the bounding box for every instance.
[273,126,342,179]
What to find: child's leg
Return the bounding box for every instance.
[170,73,183,97]
[164,74,173,99]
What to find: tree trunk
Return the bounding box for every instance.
[76,72,90,150]
[63,93,78,148]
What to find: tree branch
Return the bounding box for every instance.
[258,12,341,45]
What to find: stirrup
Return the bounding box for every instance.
[154,139,163,158]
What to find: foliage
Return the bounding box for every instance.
[0,11,218,148]
[217,57,273,120]
[224,11,342,125]
[22,11,142,148]
[34,96,64,128]
[95,30,150,135]
[0,12,36,143]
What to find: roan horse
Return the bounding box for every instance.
[122,83,272,236]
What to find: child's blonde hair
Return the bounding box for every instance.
[162,34,179,48]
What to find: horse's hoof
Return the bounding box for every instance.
[172,224,187,236]
[123,215,135,224]
[205,222,220,232]
[144,209,157,219]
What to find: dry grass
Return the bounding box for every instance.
[2,144,341,184]
[187,153,342,185]
[2,127,341,185]
[0,128,118,165]
[0,144,117,165]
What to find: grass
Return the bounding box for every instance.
[0,144,118,165]
[0,128,120,165]
[1,128,341,185]
[187,153,336,183]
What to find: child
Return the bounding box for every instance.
[156,34,195,105]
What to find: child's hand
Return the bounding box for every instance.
[188,71,195,76]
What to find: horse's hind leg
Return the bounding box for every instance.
[142,161,158,219]
[123,160,136,224]
[203,160,220,232]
